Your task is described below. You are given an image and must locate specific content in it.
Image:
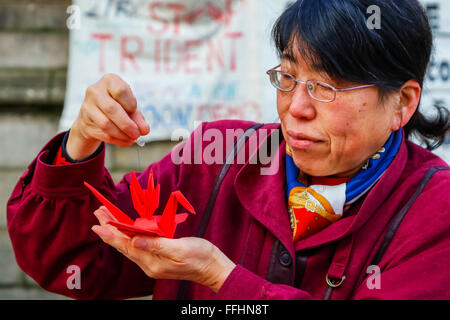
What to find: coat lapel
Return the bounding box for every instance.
[234,125,294,255]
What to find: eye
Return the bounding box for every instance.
[317,82,332,91]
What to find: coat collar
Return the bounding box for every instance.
[234,124,294,254]
[234,125,409,253]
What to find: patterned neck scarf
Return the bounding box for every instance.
[286,130,403,241]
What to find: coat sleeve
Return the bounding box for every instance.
[215,265,314,299]
[6,121,213,300]
[6,131,159,299]
[352,170,450,300]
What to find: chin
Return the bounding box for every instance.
[294,155,363,178]
[300,167,333,177]
[292,157,332,177]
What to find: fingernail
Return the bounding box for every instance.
[133,238,147,249]
[93,210,103,219]
[92,226,112,238]
[139,122,150,135]
[143,124,150,135]
[132,128,140,139]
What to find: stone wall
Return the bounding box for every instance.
[0,0,173,299]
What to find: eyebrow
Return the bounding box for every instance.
[281,49,336,83]
[281,51,322,70]
[281,52,297,64]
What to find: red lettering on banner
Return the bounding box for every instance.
[206,39,225,72]
[206,1,234,26]
[206,3,223,22]
[147,2,185,35]
[225,32,243,71]
[225,0,235,19]
[184,40,202,74]
[147,2,169,35]
[120,36,144,72]
[90,1,246,75]
[147,0,245,35]
[156,36,242,73]
[164,40,182,73]
[167,3,186,35]
[92,33,112,73]
[185,7,204,25]
[90,35,244,74]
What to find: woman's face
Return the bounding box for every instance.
[278,50,400,177]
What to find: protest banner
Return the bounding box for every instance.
[60,0,290,141]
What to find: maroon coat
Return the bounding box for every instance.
[6,120,450,299]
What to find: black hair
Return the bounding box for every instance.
[272,0,449,150]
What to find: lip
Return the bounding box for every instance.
[286,130,323,150]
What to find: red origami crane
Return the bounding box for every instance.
[84,169,195,238]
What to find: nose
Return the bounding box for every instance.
[288,83,317,120]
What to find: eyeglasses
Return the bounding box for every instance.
[266,65,375,103]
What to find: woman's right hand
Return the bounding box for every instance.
[66,74,150,160]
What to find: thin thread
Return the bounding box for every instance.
[137,146,142,170]
[136,137,145,170]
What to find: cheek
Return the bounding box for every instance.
[329,99,370,129]
[322,106,361,146]
[276,93,289,118]
[324,102,381,158]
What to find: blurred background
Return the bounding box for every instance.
[0,0,448,299]
[0,0,73,300]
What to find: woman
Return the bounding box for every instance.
[7,0,450,299]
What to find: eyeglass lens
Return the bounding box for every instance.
[270,70,336,102]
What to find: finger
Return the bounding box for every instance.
[92,213,122,238]
[92,225,132,254]
[93,210,109,227]
[104,74,138,114]
[131,236,180,257]
[132,237,153,250]
[93,207,131,239]
[101,75,149,138]
[98,205,118,222]
[86,104,134,143]
[106,137,136,147]
[95,93,140,140]
[91,225,113,238]
[93,206,116,225]
[130,110,150,136]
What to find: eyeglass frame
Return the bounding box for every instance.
[266,64,376,103]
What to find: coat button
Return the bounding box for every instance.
[279,250,292,267]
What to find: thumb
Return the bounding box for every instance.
[132,237,149,250]
[132,236,180,255]
[132,236,167,253]
[130,110,150,136]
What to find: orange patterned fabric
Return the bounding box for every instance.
[286,144,351,241]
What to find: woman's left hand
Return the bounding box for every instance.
[91,206,236,293]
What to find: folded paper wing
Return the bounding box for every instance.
[107,212,190,238]
[158,191,194,238]
[84,181,134,225]
[84,169,195,238]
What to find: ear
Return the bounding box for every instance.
[391,80,421,131]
